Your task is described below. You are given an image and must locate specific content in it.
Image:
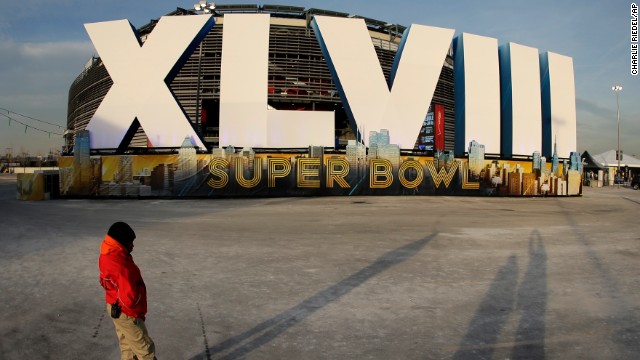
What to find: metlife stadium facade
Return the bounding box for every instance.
[59,4,582,198]
[67,5,455,154]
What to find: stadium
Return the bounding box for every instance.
[66,3,455,155]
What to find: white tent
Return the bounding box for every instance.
[591,150,640,168]
[586,150,640,186]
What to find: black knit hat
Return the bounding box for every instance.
[107,221,136,246]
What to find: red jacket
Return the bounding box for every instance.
[99,235,148,319]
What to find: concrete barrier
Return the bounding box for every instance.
[16,173,45,200]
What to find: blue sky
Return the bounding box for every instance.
[0,0,637,156]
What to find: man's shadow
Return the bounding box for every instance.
[190,232,438,360]
[454,230,547,360]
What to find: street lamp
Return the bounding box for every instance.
[611,85,622,182]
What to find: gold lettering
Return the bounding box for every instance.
[426,160,459,189]
[370,159,393,188]
[398,160,424,189]
[326,159,350,188]
[207,158,229,189]
[460,161,480,189]
[235,157,262,188]
[297,158,321,188]
[268,158,291,188]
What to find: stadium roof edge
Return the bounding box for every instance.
[262,4,305,13]
[305,8,350,18]
[134,4,407,39]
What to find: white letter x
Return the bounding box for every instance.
[85,15,214,150]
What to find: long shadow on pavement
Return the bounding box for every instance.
[189,232,438,360]
[511,230,547,359]
[453,255,519,360]
[556,200,640,358]
[453,230,548,360]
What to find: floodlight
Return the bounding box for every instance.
[194,1,215,13]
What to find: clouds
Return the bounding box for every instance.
[576,97,640,157]
[0,34,94,153]
[0,33,93,98]
[0,35,94,84]
[20,40,92,59]
[576,98,612,120]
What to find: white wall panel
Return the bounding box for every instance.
[541,52,577,158]
[500,42,542,156]
[219,14,270,148]
[455,33,501,154]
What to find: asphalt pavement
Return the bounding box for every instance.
[1,173,639,359]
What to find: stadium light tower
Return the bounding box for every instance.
[192,1,215,135]
[611,85,622,179]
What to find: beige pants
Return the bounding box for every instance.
[107,303,156,360]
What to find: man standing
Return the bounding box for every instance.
[99,221,157,360]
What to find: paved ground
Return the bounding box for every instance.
[1,173,639,359]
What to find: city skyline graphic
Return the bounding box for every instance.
[58,129,582,198]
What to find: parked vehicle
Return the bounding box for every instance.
[631,175,640,190]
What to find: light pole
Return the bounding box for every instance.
[611,85,622,182]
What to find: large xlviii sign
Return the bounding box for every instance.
[85,14,576,158]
